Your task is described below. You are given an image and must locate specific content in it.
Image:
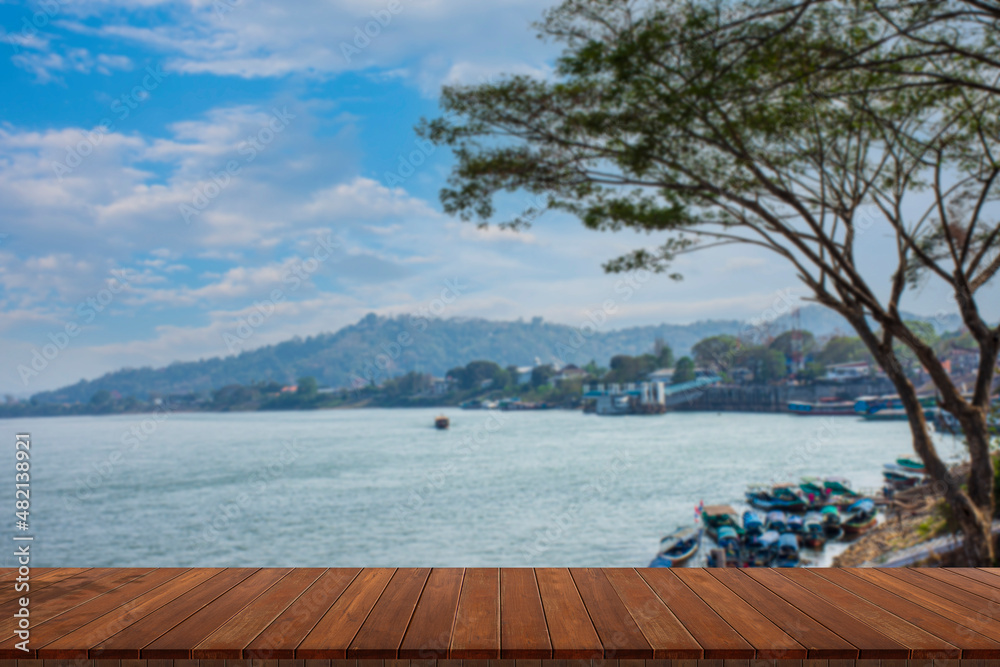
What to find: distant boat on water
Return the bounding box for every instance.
[434,415,450,429]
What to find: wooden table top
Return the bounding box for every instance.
[5,567,1000,660]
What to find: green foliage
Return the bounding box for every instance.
[814,337,872,366]
[769,330,815,358]
[737,347,788,384]
[692,335,741,372]
[531,364,556,388]
[672,357,696,384]
[296,376,318,397]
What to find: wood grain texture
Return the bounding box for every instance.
[6,566,1000,661]
[499,569,551,660]
[348,569,430,660]
[534,569,603,660]
[450,568,499,660]
[296,568,395,659]
[246,568,360,660]
[638,569,753,659]
[399,569,463,660]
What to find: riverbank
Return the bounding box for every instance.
[832,460,985,567]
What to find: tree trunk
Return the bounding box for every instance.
[841,306,996,565]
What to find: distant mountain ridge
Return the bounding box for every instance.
[32,305,964,404]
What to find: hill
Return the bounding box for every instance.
[30,305,963,404]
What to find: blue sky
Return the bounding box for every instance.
[1,0,995,396]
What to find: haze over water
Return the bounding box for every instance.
[15,409,964,568]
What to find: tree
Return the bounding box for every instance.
[296,376,318,397]
[692,335,741,373]
[769,330,816,358]
[531,364,556,388]
[814,336,873,367]
[738,347,789,384]
[653,337,674,368]
[421,0,1000,562]
[672,357,696,384]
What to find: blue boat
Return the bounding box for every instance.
[775,533,800,567]
[766,510,787,533]
[787,515,804,533]
[746,484,808,512]
[749,530,780,566]
[742,510,764,537]
[649,526,702,567]
[648,554,674,567]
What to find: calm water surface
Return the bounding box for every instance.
[8,408,964,567]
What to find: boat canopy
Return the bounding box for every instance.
[703,504,738,517]
[716,526,739,542]
[766,510,786,523]
[848,498,875,513]
[804,513,823,530]
[778,533,799,551]
[743,511,763,530]
[821,505,839,515]
[759,530,780,546]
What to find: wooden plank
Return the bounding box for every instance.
[570,569,651,659]
[779,569,959,659]
[246,568,360,660]
[951,568,1000,590]
[0,569,185,658]
[888,569,1000,616]
[742,570,907,660]
[535,568,604,660]
[674,570,805,659]
[450,568,499,660]
[140,569,291,659]
[0,569,153,644]
[603,568,701,659]
[399,568,463,660]
[707,570,857,659]
[38,569,224,659]
[349,568,430,659]
[296,568,395,659]
[846,569,1000,646]
[91,568,259,659]
[499,569,551,660]
[811,569,1000,659]
[193,569,326,659]
[638,568,753,659]
[0,568,92,606]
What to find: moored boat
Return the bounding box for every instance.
[803,512,826,549]
[820,505,844,539]
[766,509,787,533]
[775,533,800,567]
[650,526,702,567]
[842,498,877,535]
[742,510,764,538]
[701,504,743,539]
[787,514,804,534]
[788,400,857,416]
[746,484,808,512]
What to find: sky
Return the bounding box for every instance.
[1,0,996,396]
